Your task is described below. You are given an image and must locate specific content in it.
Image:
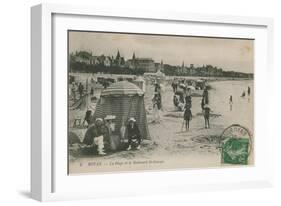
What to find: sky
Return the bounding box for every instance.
[69,31,254,73]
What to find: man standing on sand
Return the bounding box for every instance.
[171,80,178,93]
[71,82,76,101]
[247,86,251,102]
[90,87,94,97]
[201,98,205,113]
[78,82,84,99]
[152,93,161,123]
[229,95,233,111]
[203,105,211,129]
[202,87,209,104]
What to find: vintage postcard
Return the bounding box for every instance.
[68,31,254,174]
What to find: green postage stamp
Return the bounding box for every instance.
[220,124,252,165]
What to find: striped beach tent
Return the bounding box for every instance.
[91,81,150,140]
[100,80,144,97]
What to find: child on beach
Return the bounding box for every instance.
[183,105,192,131]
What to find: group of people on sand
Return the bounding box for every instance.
[172,79,194,111]
[182,87,211,131]
[83,116,142,156]
[240,86,251,98]
[171,78,198,93]
[70,80,96,101]
[171,78,211,131]
[241,86,251,102]
[70,81,85,100]
[229,86,251,111]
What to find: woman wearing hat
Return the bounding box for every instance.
[83,118,109,155]
[126,117,141,151]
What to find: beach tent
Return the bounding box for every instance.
[133,76,146,93]
[155,70,166,84]
[91,81,150,139]
[155,70,165,78]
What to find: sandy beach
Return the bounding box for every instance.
[68,77,254,174]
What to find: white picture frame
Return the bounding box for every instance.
[31,3,274,202]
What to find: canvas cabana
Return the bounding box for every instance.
[91,81,150,140]
[132,76,146,93]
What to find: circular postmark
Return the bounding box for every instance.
[219,124,253,165]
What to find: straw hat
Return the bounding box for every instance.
[128,117,136,122]
[95,118,103,122]
[104,115,116,120]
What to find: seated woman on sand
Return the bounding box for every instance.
[126,117,142,151]
[83,118,109,155]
